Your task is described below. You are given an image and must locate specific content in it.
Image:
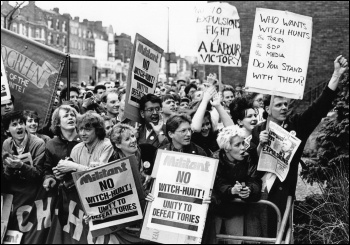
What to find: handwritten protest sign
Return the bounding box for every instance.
[125,34,163,122]
[141,150,218,241]
[245,8,312,99]
[195,2,242,67]
[258,121,301,182]
[1,56,11,104]
[72,156,145,237]
[1,28,66,126]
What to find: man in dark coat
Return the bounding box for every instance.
[251,55,348,237]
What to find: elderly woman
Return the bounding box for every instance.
[212,125,262,242]
[23,110,51,143]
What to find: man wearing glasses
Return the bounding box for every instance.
[159,114,206,156]
[138,94,168,147]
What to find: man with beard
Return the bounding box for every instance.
[138,94,167,148]
[159,114,206,156]
[161,94,177,123]
[42,105,81,191]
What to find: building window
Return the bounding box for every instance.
[78,28,82,37]
[63,36,67,46]
[56,20,60,30]
[56,34,60,45]
[48,18,53,29]
[83,30,86,38]
[42,29,45,40]
[35,28,40,39]
[48,32,53,44]
[88,31,92,39]
[62,21,66,32]
[22,25,27,36]
[115,40,119,45]
[1,16,4,28]
[83,42,85,50]
[12,23,18,33]
[28,27,32,37]
[93,33,97,39]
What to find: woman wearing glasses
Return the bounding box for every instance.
[159,114,207,156]
[191,86,235,156]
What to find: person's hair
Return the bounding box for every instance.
[229,97,252,124]
[176,79,186,85]
[222,86,235,95]
[180,97,190,104]
[101,88,119,103]
[172,94,181,103]
[60,86,80,103]
[217,125,244,151]
[76,111,106,140]
[161,94,175,103]
[118,89,126,101]
[110,123,137,146]
[165,89,176,95]
[2,111,25,131]
[139,94,162,111]
[50,105,79,135]
[23,110,40,125]
[262,95,285,120]
[93,85,106,94]
[245,93,260,107]
[165,114,192,141]
[102,114,113,123]
[184,83,197,96]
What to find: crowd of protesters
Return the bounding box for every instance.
[1,55,348,243]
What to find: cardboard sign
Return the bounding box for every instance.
[245,8,312,99]
[125,34,163,123]
[1,28,66,126]
[141,150,218,242]
[1,56,11,104]
[195,2,242,67]
[72,156,145,237]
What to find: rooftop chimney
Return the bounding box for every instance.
[53,8,59,13]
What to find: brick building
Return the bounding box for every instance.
[114,33,133,62]
[206,1,349,101]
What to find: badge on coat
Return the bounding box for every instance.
[150,136,155,141]
[143,161,151,169]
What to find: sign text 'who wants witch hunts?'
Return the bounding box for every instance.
[195,2,242,67]
[245,8,312,99]
[1,56,11,103]
[145,150,218,238]
[73,157,143,233]
[128,40,162,108]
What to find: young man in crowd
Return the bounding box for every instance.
[251,55,348,237]
[93,84,106,104]
[161,94,177,123]
[222,86,235,111]
[42,105,81,191]
[1,95,15,116]
[184,83,197,99]
[138,94,167,148]
[101,89,120,120]
[159,114,206,156]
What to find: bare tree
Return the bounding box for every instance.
[3,1,25,30]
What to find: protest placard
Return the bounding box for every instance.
[1,56,11,104]
[245,8,312,99]
[1,194,13,244]
[125,33,163,122]
[195,2,242,67]
[72,156,145,238]
[1,28,66,127]
[141,150,218,242]
[257,121,301,182]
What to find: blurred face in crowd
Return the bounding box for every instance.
[180,101,189,109]
[118,93,126,120]
[223,91,234,107]
[105,83,113,91]
[187,87,197,98]
[238,108,258,133]
[59,109,77,132]
[174,100,180,111]
[253,94,264,109]
[69,91,79,104]
[226,136,246,161]
[155,87,161,97]
[104,120,113,138]
[79,126,98,145]
[141,101,162,126]
[267,97,289,123]
[26,117,39,134]
[177,81,185,90]
[95,88,106,102]
[117,129,138,155]
[105,93,120,117]
[1,99,14,116]
[160,87,167,96]
[192,91,203,103]
[201,116,211,137]
[7,119,26,142]
[162,98,176,116]
[169,122,192,148]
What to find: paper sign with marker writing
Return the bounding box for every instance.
[245,8,312,99]
[195,2,242,67]
[142,150,218,239]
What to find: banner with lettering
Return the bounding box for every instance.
[245,8,312,99]
[125,33,163,122]
[1,28,66,126]
[141,150,218,242]
[72,156,145,238]
[1,56,11,103]
[195,2,242,67]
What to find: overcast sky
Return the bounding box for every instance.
[21,1,206,58]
